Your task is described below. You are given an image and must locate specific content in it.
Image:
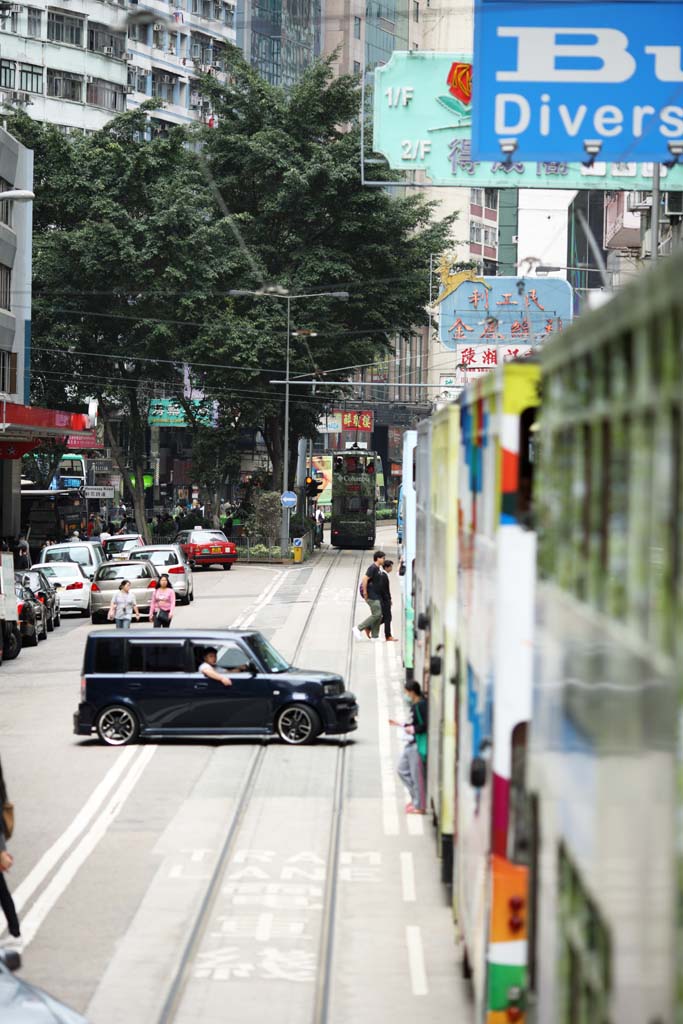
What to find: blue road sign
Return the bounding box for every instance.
[280,490,298,509]
[473,1,683,163]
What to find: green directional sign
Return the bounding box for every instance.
[373,52,683,191]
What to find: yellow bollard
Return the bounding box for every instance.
[292,546,303,563]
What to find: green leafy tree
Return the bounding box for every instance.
[191,50,454,486]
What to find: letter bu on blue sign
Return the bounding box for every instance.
[281,490,298,508]
[473,1,683,163]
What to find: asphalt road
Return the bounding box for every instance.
[0,527,473,1024]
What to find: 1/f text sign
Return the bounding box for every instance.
[473,1,683,162]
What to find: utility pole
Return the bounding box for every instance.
[651,165,661,264]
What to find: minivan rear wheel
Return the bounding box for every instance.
[96,705,139,746]
[276,705,320,745]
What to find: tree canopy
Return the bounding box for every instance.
[9,50,453,529]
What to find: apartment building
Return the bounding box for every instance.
[237,0,322,87]
[126,0,237,128]
[0,1,128,131]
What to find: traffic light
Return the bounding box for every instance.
[305,475,323,498]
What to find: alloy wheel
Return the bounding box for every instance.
[96,706,138,746]
[277,706,318,745]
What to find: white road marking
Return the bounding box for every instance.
[11,746,138,915]
[405,925,428,995]
[20,745,157,947]
[235,570,291,629]
[400,852,416,902]
[375,641,399,836]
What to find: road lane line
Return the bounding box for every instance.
[11,746,138,916]
[20,744,157,947]
[375,640,399,836]
[229,570,283,628]
[405,925,429,996]
[400,851,416,902]
[236,570,290,629]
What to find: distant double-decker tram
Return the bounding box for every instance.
[330,449,377,549]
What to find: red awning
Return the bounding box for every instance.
[1,400,90,441]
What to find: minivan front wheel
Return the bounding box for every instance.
[96,705,139,746]
[276,705,320,745]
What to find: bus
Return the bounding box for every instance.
[329,449,377,549]
[52,453,86,490]
[21,488,87,554]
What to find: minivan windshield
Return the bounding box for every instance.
[249,633,290,673]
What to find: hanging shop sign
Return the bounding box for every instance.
[473,1,683,164]
[436,265,573,350]
[373,52,683,189]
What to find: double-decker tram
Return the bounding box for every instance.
[329,449,377,549]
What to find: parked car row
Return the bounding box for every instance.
[2,567,63,662]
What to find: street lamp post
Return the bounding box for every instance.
[228,288,348,556]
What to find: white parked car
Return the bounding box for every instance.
[127,544,194,604]
[31,562,92,616]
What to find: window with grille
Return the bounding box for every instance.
[86,77,125,111]
[354,16,361,38]
[27,7,41,36]
[0,350,18,395]
[484,188,499,211]
[470,221,482,244]
[47,10,84,45]
[19,64,43,93]
[88,24,126,57]
[0,266,11,311]
[47,69,83,101]
[0,60,15,90]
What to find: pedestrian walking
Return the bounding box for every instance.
[149,573,176,628]
[376,559,398,641]
[314,507,325,549]
[0,758,21,951]
[352,550,385,640]
[107,580,140,629]
[390,681,428,814]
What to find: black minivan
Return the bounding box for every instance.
[74,629,358,746]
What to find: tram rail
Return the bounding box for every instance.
[155,547,363,1024]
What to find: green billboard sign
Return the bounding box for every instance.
[373,52,683,190]
[147,398,215,427]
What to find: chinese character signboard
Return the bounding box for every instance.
[373,52,683,190]
[436,266,572,350]
[473,1,683,163]
[340,410,374,433]
[148,399,216,427]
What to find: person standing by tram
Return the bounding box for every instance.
[376,558,398,641]
[352,550,385,640]
[390,681,428,814]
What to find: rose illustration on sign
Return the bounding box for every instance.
[437,61,473,124]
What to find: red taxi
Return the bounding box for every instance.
[175,527,237,570]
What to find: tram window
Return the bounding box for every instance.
[518,408,536,527]
[507,722,531,865]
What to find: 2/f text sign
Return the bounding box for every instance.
[473,1,683,162]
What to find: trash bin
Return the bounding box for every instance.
[292,546,303,563]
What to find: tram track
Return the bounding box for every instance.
[155,547,364,1024]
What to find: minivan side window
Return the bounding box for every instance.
[93,638,126,673]
[128,642,187,673]
[192,642,252,673]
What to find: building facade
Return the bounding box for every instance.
[237,0,322,87]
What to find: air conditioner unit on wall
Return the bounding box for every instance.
[102,46,114,55]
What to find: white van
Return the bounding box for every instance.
[38,540,105,580]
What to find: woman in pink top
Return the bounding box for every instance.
[149,573,176,628]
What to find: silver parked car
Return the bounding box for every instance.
[90,560,160,624]
[127,544,194,604]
